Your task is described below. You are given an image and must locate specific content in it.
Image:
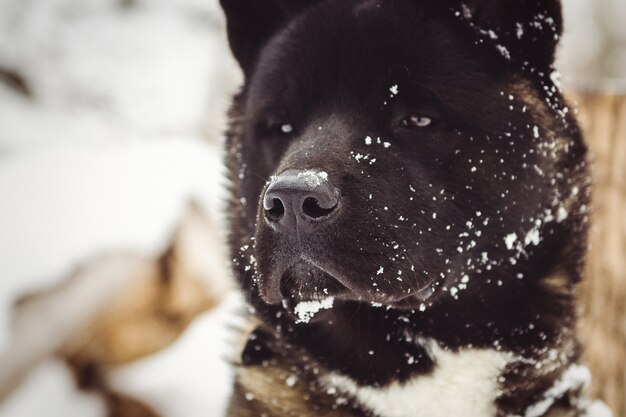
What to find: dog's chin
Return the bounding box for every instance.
[278,261,351,303]
[258,260,438,317]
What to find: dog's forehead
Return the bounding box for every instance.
[248,0,494,112]
[253,3,405,82]
[352,0,384,14]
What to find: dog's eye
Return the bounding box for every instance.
[401,114,434,129]
[257,115,294,137]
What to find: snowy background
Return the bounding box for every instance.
[0,0,624,416]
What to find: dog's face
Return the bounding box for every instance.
[223,0,585,322]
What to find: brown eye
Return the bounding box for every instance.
[402,114,433,128]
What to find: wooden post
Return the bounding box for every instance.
[571,90,626,417]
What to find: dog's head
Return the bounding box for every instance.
[222,0,587,323]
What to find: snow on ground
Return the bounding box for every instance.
[0,359,106,417]
[108,293,242,417]
[0,294,241,417]
[0,0,240,415]
[0,138,227,349]
[0,0,239,151]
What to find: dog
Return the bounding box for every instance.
[219,1,607,416]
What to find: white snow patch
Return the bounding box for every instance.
[295,170,329,187]
[294,297,334,324]
[504,233,518,250]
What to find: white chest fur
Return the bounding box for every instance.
[322,341,510,417]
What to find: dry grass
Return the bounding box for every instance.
[572,90,626,416]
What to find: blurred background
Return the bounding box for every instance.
[0,0,624,416]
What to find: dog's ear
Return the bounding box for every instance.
[220,0,317,77]
[447,0,563,70]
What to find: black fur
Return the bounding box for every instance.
[221,1,591,415]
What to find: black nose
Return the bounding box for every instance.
[263,170,340,235]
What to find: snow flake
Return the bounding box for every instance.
[461,4,472,19]
[524,228,541,246]
[504,233,518,250]
[286,375,298,387]
[550,70,562,90]
[495,44,511,60]
[533,126,540,138]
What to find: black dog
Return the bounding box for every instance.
[219,1,602,416]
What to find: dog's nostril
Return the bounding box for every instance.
[262,170,340,233]
[302,196,337,219]
[266,198,285,221]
